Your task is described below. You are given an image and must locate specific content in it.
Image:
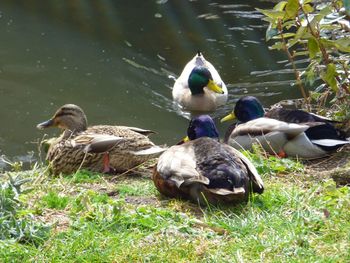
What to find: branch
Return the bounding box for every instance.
[277,19,310,107]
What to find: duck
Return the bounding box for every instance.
[221,96,350,159]
[172,51,228,111]
[37,104,166,175]
[152,115,264,205]
[265,104,343,125]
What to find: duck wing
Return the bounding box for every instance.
[222,144,264,194]
[73,134,126,153]
[131,146,167,156]
[88,125,155,137]
[266,108,341,124]
[156,143,209,188]
[117,126,156,136]
[305,123,347,141]
[232,118,310,138]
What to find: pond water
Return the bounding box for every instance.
[0,0,300,169]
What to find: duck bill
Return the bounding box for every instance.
[207,80,224,94]
[176,136,190,145]
[36,119,55,130]
[220,112,236,123]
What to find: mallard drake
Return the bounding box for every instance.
[37,104,166,175]
[265,105,343,125]
[221,96,350,159]
[172,51,228,111]
[153,115,264,205]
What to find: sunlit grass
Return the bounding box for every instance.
[1,156,349,262]
[115,179,158,197]
[68,170,104,184]
[242,144,305,176]
[41,191,70,210]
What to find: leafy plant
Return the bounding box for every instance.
[0,174,50,245]
[69,170,102,184]
[41,191,70,210]
[115,180,157,197]
[258,0,350,118]
[242,144,304,176]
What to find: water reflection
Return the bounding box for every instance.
[0,0,300,169]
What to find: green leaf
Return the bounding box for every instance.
[287,38,300,49]
[323,63,338,92]
[294,50,310,57]
[309,6,332,30]
[272,33,296,39]
[320,39,337,49]
[318,5,333,17]
[302,3,314,13]
[308,37,320,58]
[309,91,322,100]
[256,8,285,20]
[305,61,318,86]
[335,38,350,52]
[274,1,288,11]
[269,42,284,50]
[294,25,307,41]
[284,0,299,20]
[306,70,317,86]
[320,38,350,52]
[282,20,296,29]
[266,23,279,41]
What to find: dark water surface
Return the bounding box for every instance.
[0,0,299,168]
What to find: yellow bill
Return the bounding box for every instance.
[220,112,236,123]
[207,79,224,94]
[176,136,190,145]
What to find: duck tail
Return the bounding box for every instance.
[132,146,167,156]
[311,139,350,148]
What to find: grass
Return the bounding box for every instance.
[0,155,349,262]
[41,191,70,210]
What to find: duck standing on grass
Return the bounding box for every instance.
[172,52,228,111]
[37,104,166,175]
[221,96,350,159]
[153,115,264,205]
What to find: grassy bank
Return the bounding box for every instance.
[1,154,349,262]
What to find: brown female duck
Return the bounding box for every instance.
[37,104,166,175]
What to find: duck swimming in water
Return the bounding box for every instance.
[172,52,228,112]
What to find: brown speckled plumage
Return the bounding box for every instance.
[37,104,165,175]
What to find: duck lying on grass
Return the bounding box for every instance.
[153,115,264,205]
[172,51,228,112]
[37,104,166,175]
[221,96,349,159]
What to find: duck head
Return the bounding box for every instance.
[221,96,265,123]
[188,66,223,95]
[37,104,88,138]
[186,115,219,141]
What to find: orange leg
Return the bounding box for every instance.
[277,150,287,158]
[102,152,116,174]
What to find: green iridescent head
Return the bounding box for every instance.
[188,66,223,95]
